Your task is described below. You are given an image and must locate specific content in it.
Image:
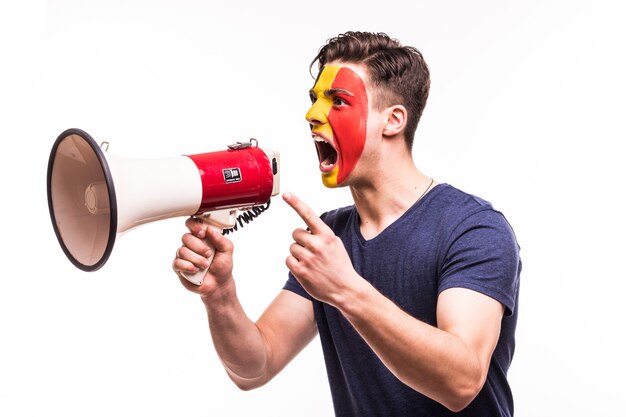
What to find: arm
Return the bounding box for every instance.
[283,192,504,411]
[339,283,503,411]
[173,219,317,390]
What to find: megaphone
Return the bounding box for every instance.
[47,128,280,284]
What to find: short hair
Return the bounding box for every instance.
[310,31,430,150]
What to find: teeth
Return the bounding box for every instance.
[312,134,337,168]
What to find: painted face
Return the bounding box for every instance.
[306,65,369,187]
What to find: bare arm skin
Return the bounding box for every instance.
[173,220,317,390]
[283,192,504,412]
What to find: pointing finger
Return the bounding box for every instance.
[283,192,327,234]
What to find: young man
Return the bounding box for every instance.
[172,31,521,416]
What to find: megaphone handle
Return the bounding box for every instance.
[179,223,220,286]
[179,210,237,286]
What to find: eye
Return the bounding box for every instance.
[309,92,317,104]
[333,96,347,106]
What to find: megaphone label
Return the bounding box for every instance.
[223,168,242,183]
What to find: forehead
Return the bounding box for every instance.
[327,61,368,80]
[313,62,370,91]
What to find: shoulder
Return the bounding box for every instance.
[425,184,520,253]
[434,185,521,314]
[320,204,356,233]
[429,184,494,213]
[428,184,512,229]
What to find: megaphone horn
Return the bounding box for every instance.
[47,128,280,276]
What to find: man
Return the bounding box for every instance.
[173,31,521,416]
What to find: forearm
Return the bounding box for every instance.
[336,281,484,411]
[201,279,270,389]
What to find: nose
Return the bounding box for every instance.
[305,100,328,125]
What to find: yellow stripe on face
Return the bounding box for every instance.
[307,66,341,187]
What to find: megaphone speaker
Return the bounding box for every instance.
[47,128,280,273]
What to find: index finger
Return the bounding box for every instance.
[283,192,328,234]
[185,216,207,238]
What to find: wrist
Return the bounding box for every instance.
[200,276,237,306]
[333,274,377,318]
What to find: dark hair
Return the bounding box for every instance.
[310,31,430,150]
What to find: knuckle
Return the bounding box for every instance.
[172,258,190,273]
[184,217,199,231]
[177,246,189,259]
[291,229,304,242]
[220,235,234,252]
[307,240,321,253]
[290,262,304,277]
[181,233,194,246]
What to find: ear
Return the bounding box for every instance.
[382,105,407,137]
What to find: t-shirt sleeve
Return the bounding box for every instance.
[439,209,521,316]
[283,272,313,301]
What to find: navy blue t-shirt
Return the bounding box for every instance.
[283,184,521,417]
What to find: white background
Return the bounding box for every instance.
[1,1,624,416]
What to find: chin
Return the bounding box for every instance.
[320,165,340,188]
[321,171,340,188]
[322,176,338,188]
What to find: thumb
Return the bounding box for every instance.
[204,225,233,254]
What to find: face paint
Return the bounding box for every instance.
[306,65,369,187]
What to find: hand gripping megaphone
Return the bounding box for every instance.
[47,128,280,285]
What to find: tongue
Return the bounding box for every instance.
[322,151,337,167]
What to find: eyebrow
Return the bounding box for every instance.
[326,88,353,97]
[309,88,354,97]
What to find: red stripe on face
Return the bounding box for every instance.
[328,67,368,185]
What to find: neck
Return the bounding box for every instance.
[349,155,434,240]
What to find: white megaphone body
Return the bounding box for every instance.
[47,128,280,285]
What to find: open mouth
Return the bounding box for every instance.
[314,137,338,170]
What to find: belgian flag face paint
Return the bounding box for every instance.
[306,65,369,187]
